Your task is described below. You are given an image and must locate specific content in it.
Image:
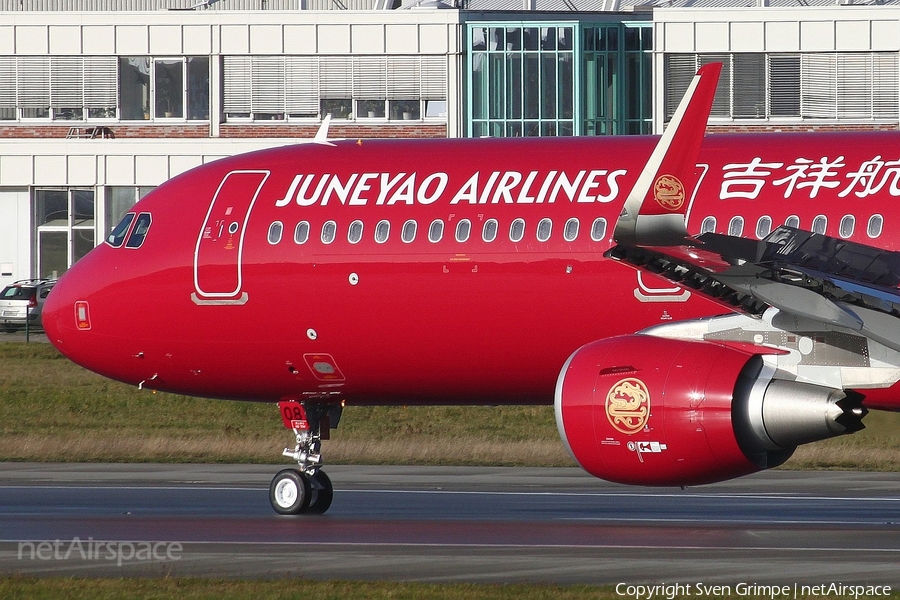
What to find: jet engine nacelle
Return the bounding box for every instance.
[555,335,866,486]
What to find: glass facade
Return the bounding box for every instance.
[118,57,209,121]
[584,24,653,135]
[34,188,95,279]
[467,21,652,138]
[470,25,576,137]
[106,186,154,234]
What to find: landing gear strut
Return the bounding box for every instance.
[269,401,341,515]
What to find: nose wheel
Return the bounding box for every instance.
[270,468,310,514]
[271,401,341,515]
[269,468,334,515]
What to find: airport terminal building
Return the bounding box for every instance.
[1,0,899,284]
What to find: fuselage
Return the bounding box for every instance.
[42,132,900,409]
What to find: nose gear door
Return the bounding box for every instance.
[193,170,269,304]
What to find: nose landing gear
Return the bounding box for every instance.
[270,401,341,515]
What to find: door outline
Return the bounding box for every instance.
[192,170,270,304]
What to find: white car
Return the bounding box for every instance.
[0,279,56,332]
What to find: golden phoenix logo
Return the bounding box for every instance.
[605,377,650,435]
[653,174,685,211]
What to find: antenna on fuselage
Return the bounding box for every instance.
[314,115,336,147]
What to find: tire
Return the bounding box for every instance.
[269,468,311,515]
[306,470,334,515]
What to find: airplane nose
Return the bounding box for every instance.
[43,274,71,354]
[42,258,96,362]
[39,246,149,386]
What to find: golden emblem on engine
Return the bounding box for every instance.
[653,174,685,211]
[605,377,650,435]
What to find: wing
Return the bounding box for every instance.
[606,63,900,402]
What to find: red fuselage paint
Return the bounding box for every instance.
[42,133,900,411]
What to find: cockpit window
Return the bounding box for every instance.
[107,213,135,248]
[124,213,152,248]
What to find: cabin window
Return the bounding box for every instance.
[728,216,744,237]
[755,216,772,239]
[700,216,716,234]
[482,218,498,242]
[455,219,471,243]
[428,219,444,243]
[375,220,390,244]
[536,218,552,242]
[812,215,827,235]
[564,218,579,242]
[267,221,283,245]
[125,213,152,248]
[509,218,525,243]
[590,217,607,242]
[839,215,855,239]
[401,219,417,243]
[106,213,135,248]
[348,220,364,244]
[868,214,883,238]
[321,220,337,244]
[294,221,310,244]
[785,215,800,229]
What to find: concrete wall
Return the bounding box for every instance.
[0,188,30,287]
[0,10,460,55]
[655,6,900,53]
[0,139,284,187]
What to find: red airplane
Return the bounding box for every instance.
[43,63,900,515]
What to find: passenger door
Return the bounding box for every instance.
[193,170,269,304]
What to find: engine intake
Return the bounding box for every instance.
[555,335,866,486]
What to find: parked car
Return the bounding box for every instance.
[0,279,56,332]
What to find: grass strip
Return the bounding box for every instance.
[0,577,610,600]
[1,342,898,469]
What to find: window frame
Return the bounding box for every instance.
[509,218,526,243]
[321,220,337,244]
[267,221,284,245]
[590,217,607,242]
[375,219,391,244]
[428,219,444,243]
[294,221,310,245]
[536,217,553,242]
[563,217,579,242]
[867,214,884,239]
[401,219,417,244]
[223,55,447,124]
[482,218,499,242]
[348,219,364,244]
[455,219,472,243]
